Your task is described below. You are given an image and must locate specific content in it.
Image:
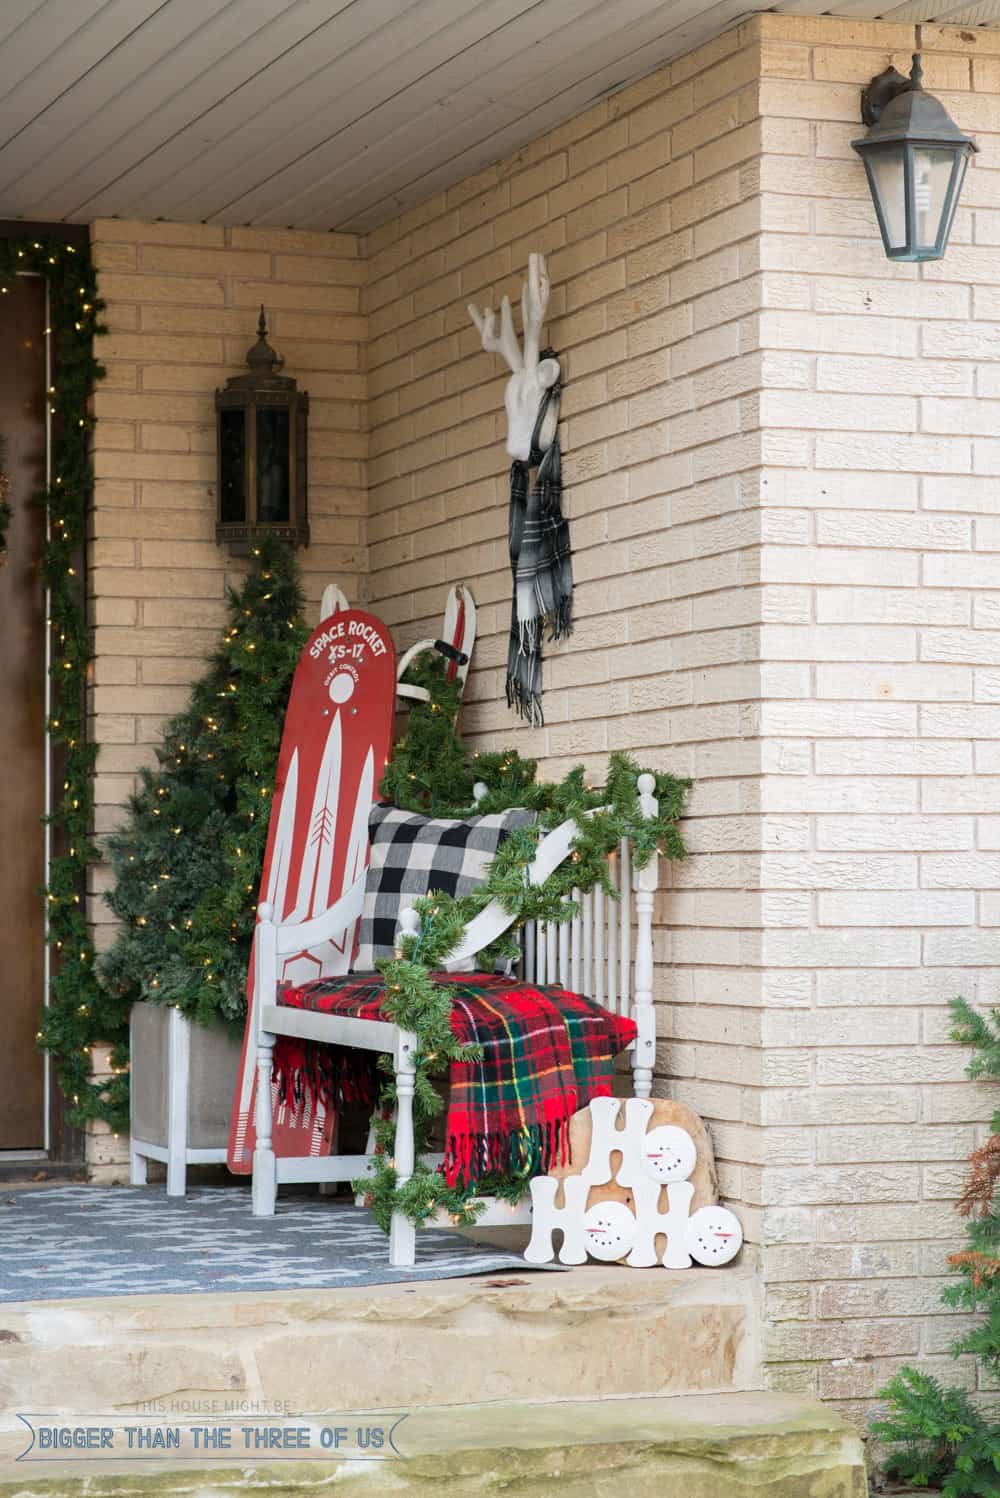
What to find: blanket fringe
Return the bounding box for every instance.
[272,1040,375,1115]
[444,1115,570,1189]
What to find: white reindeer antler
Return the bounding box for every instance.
[521,252,549,369]
[468,296,522,371]
[468,254,550,373]
[469,252,555,463]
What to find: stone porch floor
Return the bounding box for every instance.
[0,1182,869,1495]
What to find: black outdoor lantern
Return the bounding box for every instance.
[853,53,977,263]
[215,307,309,552]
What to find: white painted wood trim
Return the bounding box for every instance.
[631,774,659,1099]
[442,811,603,970]
[268,875,365,957]
[251,1036,276,1217]
[389,1029,418,1267]
[165,1005,190,1198]
[259,1003,398,1054]
[132,1141,228,1166]
[130,1139,167,1166]
[276,1154,375,1184]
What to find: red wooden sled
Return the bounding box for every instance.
[324,581,477,704]
[227,610,396,1173]
[396,583,477,701]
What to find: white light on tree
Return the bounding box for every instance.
[853,53,976,263]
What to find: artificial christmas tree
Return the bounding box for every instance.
[99,540,307,1139]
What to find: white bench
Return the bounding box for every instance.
[251,774,660,1265]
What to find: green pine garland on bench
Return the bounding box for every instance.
[358,654,691,1231]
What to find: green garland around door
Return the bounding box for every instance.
[0,237,114,1130]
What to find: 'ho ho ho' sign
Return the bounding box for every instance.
[524,1097,743,1269]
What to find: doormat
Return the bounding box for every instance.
[0,1186,548,1302]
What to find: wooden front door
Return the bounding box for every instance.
[0,274,47,1149]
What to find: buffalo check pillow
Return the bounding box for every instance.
[354,803,536,971]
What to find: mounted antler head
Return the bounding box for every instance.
[468,252,559,462]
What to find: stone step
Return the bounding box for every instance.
[0,1263,760,1415]
[0,1393,867,1497]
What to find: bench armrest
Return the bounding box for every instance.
[253,876,365,1042]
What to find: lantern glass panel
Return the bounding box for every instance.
[256,406,290,524]
[913,146,957,251]
[219,407,246,523]
[938,150,968,252]
[868,149,907,250]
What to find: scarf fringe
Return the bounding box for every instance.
[546,594,574,643]
[506,671,543,728]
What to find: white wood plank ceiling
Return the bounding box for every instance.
[0,0,997,234]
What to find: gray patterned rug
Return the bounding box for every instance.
[0,1186,542,1302]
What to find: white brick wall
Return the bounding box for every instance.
[754,14,999,1423]
[89,219,367,854]
[364,21,770,1247]
[361,13,1000,1424]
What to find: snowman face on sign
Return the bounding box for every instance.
[583,1200,637,1262]
[642,1125,697,1184]
[686,1206,743,1267]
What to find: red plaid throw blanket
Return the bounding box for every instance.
[274,973,636,1187]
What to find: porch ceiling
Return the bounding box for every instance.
[0,0,997,235]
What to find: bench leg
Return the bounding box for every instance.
[389,1031,417,1267]
[130,1146,147,1186]
[252,1039,277,1217]
[632,1005,655,1100]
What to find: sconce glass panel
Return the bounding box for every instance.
[865,151,907,253]
[256,406,291,525]
[218,407,246,524]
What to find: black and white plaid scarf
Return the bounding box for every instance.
[506,354,573,726]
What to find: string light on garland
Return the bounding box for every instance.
[0,235,114,1129]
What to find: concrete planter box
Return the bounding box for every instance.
[129,1002,242,1195]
